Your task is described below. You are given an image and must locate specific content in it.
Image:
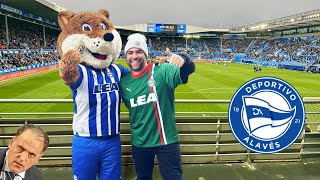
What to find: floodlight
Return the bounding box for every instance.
[260,24,267,29]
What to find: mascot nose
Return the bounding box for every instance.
[103,33,114,42]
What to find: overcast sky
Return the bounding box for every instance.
[49,0,320,28]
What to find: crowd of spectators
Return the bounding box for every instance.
[244,38,320,64]
[140,36,320,65]
[0,52,59,70]
[0,25,57,49]
[0,24,59,71]
[1,23,319,72]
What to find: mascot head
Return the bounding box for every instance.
[57,9,121,69]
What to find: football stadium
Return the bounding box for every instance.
[0,0,320,179]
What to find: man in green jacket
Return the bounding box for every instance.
[120,33,195,180]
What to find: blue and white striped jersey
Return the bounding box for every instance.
[69,64,130,137]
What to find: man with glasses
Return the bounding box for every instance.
[0,124,49,180]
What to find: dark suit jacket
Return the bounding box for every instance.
[0,148,43,180]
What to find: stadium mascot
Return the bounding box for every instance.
[57,9,129,180]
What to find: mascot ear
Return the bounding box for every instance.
[58,10,75,30]
[98,9,109,19]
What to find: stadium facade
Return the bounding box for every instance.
[1,1,320,179]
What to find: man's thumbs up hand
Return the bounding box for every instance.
[166,48,184,67]
[166,48,173,56]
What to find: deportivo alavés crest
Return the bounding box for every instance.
[228,77,305,154]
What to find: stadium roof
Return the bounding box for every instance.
[0,0,319,34]
[231,9,320,32]
[0,0,59,22]
[0,0,230,33]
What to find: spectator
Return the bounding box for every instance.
[120,33,195,180]
[0,124,49,180]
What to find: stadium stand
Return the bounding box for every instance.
[0,0,60,78]
[0,2,320,180]
[1,16,319,74]
[0,100,306,165]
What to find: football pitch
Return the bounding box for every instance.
[0,61,319,117]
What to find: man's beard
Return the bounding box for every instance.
[128,60,145,72]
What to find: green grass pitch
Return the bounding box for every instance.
[0,61,319,118]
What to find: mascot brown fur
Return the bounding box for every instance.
[56,9,125,179]
[57,9,122,84]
